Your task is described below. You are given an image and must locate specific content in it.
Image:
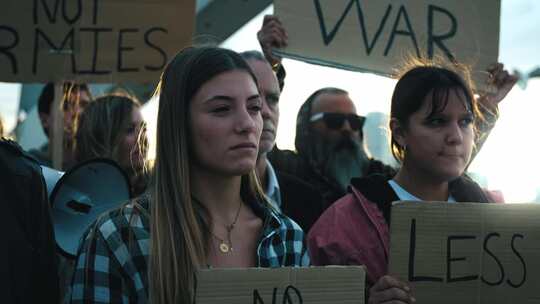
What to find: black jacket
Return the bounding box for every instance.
[0,138,59,304]
[277,170,325,233]
[269,147,396,209]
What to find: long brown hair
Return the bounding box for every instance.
[149,46,267,304]
[75,94,144,162]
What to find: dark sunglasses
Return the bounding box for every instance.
[310,112,366,131]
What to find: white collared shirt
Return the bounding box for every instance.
[265,160,282,210]
[388,180,456,202]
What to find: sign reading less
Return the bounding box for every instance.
[0,0,194,83]
[389,202,540,304]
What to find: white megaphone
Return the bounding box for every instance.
[41,158,131,259]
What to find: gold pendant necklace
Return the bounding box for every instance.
[219,242,230,253]
[193,196,242,255]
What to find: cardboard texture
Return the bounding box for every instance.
[195,266,365,304]
[389,201,540,304]
[0,0,194,83]
[274,0,500,92]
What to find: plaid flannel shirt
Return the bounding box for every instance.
[68,196,309,303]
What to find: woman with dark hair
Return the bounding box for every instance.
[75,94,148,196]
[68,47,308,304]
[308,63,512,304]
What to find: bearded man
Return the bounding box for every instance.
[269,88,394,207]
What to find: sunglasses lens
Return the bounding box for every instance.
[348,116,362,130]
[323,114,345,130]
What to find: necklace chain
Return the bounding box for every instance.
[192,196,242,254]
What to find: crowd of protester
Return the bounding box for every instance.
[0,14,519,304]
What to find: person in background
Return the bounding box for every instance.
[68,47,308,304]
[28,82,92,169]
[75,94,148,197]
[0,138,59,304]
[270,87,395,207]
[240,50,324,232]
[258,15,517,208]
[308,63,511,303]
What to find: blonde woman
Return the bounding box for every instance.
[75,95,148,196]
[69,47,309,304]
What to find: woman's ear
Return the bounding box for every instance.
[390,118,406,148]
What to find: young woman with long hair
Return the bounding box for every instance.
[75,94,148,196]
[307,62,515,304]
[68,47,308,304]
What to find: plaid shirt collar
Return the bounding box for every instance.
[69,194,308,304]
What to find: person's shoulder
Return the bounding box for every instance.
[349,174,397,222]
[276,170,320,197]
[276,169,325,232]
[350,174,395,203]
[272,209,304,234]
[0,138,43,175]
[268,146,307,175]
[90,195,150,245]
[304,174,393,233]
[450,175,495,203]
[366,158,397,178]
[0,138,34,163]
[277,170,309,186]
[0,137,23,155]
[311,192,357,226]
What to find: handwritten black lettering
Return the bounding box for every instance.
[446,236,478,283]
[507,234,526,288]
[0,25,19,73]
[117,28,139,72]
[427,5,457,61]
[62,0,82,25]
[77,27,112,75]
[282,285,302,304]
[384,5,419,57]
[314,0,392,55]
[144,27,167,71]
[253,287,278,304]
[92,0,100,24]
[33,0,61,24]
[408,219,443,282]
[33,28,75,74]
[481,232,505,286]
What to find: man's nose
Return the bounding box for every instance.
[340,119,353,132]
[260,97,270,120]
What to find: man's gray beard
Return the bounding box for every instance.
[311,135,370,192]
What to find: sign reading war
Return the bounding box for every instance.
[389,202,540,304]
[274,0,500,91]
[0,0,195,83]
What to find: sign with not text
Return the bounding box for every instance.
[0,0,195,83]
[389,201,540,304]
[195,266,365,304]
[274,0,500,91]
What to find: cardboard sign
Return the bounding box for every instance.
[274,0,500,91]
[0,0,194,83]
[195,266,365,304]
[389,202,540,304]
